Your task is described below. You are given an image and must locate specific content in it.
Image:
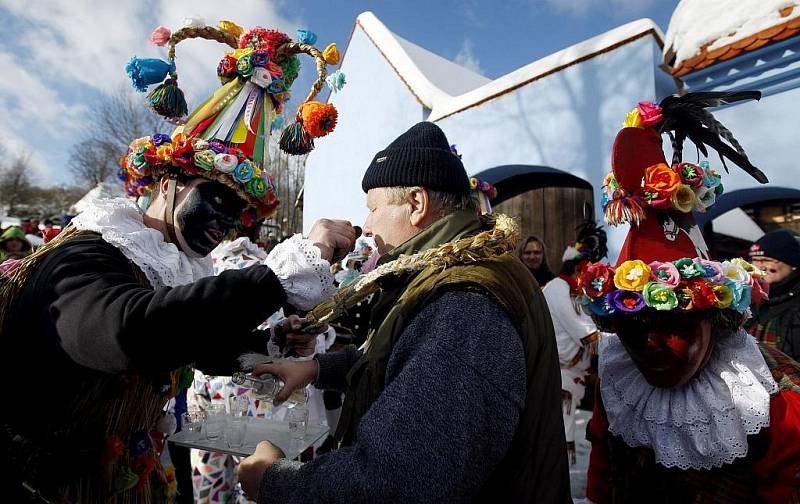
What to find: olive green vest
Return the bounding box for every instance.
[335,210,571,502]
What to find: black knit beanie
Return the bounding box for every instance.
[750,229,800,267]
[361,122,470,194]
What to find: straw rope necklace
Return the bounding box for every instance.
[303,213,520,330]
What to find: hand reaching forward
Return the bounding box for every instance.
[307,219,360,263]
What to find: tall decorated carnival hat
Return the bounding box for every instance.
[119,18,345,227]
[579,92,770,326]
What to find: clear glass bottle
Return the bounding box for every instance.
[231,372,308,408]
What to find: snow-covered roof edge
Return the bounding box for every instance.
[351,12,663,121]
[355,11,454,108]
[430,18,665,121]
[664,0,800,74]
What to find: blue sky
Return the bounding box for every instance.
[0,0,679,187]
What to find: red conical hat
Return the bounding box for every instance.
[611,127,710,267]
[580,95,768,319]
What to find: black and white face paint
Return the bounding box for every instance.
[173,180,246,257]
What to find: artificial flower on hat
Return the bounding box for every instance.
[579,91,770,324]
[121,19,346,225]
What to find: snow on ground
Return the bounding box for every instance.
[571,409,592,500]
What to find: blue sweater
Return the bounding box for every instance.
[258,290,526,503]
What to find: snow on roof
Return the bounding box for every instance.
[354,12,663,122]
[393,33,490,97]
[429,18,663,121]
[664,0,800,75]
[713,207,764,242]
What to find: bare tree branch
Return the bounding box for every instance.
[0,149,33,215]
[68,87,166,189]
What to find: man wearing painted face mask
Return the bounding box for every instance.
[0,167,356,503]
[0,21,354,502]
[582,95,800,504]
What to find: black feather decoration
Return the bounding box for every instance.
[576,221,608,262]
[657,91,768,184]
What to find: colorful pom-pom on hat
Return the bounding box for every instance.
[121,18,345,224]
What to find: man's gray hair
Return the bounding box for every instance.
[384,186,476,217]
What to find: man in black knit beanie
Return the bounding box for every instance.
[748,229,800,360]
[239,121,571,503]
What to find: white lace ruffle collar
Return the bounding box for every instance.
[599,328,778,470]
[71,197,212,288]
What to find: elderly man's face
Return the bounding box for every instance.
[751,256,796,285]
[363,188,418,256]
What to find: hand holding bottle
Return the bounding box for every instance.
[251,360,318,405]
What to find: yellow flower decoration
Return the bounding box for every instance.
[156,144,174,161]
[323,43,340,65]
[671,184,696,213]
[218,20,244,38]
[731,257,766,279]
[623,107,642,128]
[711,284,733,309]
[172,132,188,147]
[470,178,478,190]
[232,47,254,59]
[614,260,651,291]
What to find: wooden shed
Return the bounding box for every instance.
[475,165,595,273]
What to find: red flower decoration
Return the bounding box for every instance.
[143,148,161,167]
[238,28,291,59]
[580,262,615,298]
[675,162,705,188]
[132,454,157,490]
[689,280,716,311]
[172,143,195,169]
[637,101,663,127]
[217,54,238,78]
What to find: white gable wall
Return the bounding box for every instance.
[393,34,491,96]
[303,25,426,233]
[304,20,677,261]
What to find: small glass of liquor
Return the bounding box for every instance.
[181,410,204,437]
[205,404,226,440]
[226,416,248,448]
[287,407,309,440]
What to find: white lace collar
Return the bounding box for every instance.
[71,198,213,288]
[599,328,778,470]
